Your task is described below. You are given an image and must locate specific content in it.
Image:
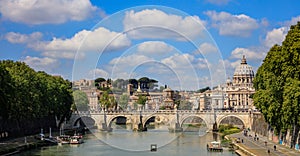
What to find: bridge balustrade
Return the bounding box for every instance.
[73,109,250,117]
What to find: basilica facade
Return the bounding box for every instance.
[199,56,256,110]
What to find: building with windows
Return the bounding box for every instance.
[199,56,255,110]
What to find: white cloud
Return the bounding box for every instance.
[204,10,259,37]
[21,56,59,73]
[137,41,173,55]
[34,27,131,59]
[123,9,206,40]
[42,51,85,60]
[110,55,154,68]
[161,53,208,90]
[162,53,208,70]
[5,32,42,44]
[206,0,231,5]
[263,16,300,48]
[0,0,97,24]
[104,53,210,90]
[230,47,265,60]
[264,27,288,48]
[98,8,108,18]
[263,15,300,48]
[283,15,300,27]
[105,54,155,79]
[196,42,218,54]
[222,59,240,76]
[88,68,109,79]
[261,18,269,27]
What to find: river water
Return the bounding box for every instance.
[19,124,237,156]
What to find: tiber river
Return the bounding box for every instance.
[19,123,237,156]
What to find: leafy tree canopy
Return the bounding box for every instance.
[72,90,89,111]
[0,60,73,130]
[253,22,300,142]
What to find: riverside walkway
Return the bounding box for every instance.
[229,132,300,156]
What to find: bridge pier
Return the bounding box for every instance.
[137,111,147,132]
[212,122,218,132]
[169,111,183,132]
[169,123,183,132]
[101,123,113,132]
[70,110,254,133]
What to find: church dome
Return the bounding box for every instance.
[234,56,254,76]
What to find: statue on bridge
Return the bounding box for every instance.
[138,111,147,131]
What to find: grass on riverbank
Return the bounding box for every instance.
[182,123,202,127]
[218,125,240,149]
[219,124,241,137]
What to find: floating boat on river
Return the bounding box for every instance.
[57,135,71,145]
[70,135,84,144]
[207,141,223,152]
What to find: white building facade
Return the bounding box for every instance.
[199,56,255,110]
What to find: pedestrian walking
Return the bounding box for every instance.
[274,145,276,151]
[267,149,270,154]
[265,141,267,146]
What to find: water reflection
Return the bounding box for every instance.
[19,124,236,156]
[97,123,179,151]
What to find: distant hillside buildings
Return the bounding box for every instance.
[72,56,256,111]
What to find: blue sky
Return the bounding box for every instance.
[1,0,300,90]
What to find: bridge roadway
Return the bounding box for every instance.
[66,109,255,132]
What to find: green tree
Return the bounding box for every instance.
[0,64,14,120]
[197,87,210,93]
[1,61,40,120]
[149,79,158,89]
[137,95,147,105]
[138,77,158,89]
[178,100,193,110]
[99,91,117,110]
[159,86,165,92]
[95,77,106,83]
[253,22,300,147]
[72,90,89,111]
[282,79,300,146]
[118,93,129,110]
[95,77,106,87]
[129,79,138,89]
[0,60,73,134]
[99,91,110,110]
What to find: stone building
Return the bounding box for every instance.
[199,56,255,110]
[79,86,99,111]
[73,79,94,87]
[73,79,100,111]
[163,87,175,109]
[225,55,255,110]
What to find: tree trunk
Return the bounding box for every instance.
[291,123,299,148]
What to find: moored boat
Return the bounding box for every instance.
[70,135,84,144]
[57,135,70,145]
[207,141,223,152]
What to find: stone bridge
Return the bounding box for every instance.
[66,110,257,132]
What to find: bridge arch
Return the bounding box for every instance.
[107,115,128,128]
[217,115,245,129]
[180,115,208,128]
[142,113,167,128]
[73,116,96,128]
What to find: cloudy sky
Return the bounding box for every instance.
[1,0,300,90]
